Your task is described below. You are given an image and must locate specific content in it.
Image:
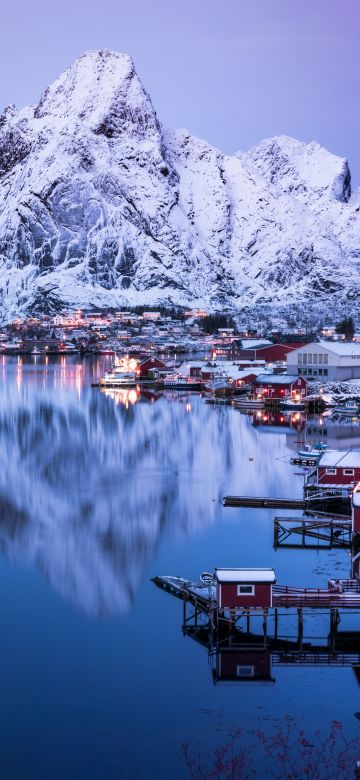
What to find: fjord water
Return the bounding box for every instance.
[0,356,358,779]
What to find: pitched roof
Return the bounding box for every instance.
[215,568,276,583]
[254,373,301,385]
[319,450,360,468]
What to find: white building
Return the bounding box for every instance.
[286,341,360,381]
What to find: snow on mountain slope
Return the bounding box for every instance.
[0,48,359,321]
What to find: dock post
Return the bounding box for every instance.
[229,609,235,645]
[302,521,305,546]
[263,609,268,646]
[297,608,303,648]
[183,598,186,626]
[274,608,278,640]
[329,608,339,649]
[246,610,250,634]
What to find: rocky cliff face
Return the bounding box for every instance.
[0,49,359,320]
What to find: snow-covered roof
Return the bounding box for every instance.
[297,341,360,357]
[318,341,360,356]
[319,450,360,468]
[215,568,276,583]
[254,373,299,385]
[352,486,360,508]
[240,339,272,349]
[218,366,265,380]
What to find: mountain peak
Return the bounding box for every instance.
[244,134,351,202]
[0,49,358,321]
[33,49,152,130]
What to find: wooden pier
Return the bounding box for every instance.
[274,515,351,549]
[153,575,360,614]
[222,496,306,509]
[223,491,351,515]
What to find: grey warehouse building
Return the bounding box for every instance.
[286,341,360,381]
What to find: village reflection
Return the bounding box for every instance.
[249,408,360,451]
[2,356,360,617]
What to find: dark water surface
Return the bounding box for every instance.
[0,355,359,779]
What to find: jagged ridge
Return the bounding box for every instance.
[0,48,359,321]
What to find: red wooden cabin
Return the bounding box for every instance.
[253,374,307,400]
[317,451,360,487]
[214,568,276,609]
[139,357,167,378]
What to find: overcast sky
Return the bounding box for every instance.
[2,0,359,183]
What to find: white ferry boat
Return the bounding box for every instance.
[99,371,138,388]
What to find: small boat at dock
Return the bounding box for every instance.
[290,442,329,466]
[155,374,204,390]
[333,401,360,415]
[234,397,265,410]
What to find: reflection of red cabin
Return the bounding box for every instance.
[253,374,307,400]
[252,411,306,434]
[139,357,167,377]
[317,452,360,486]
[215,569,276,609]
[214,651,274,683]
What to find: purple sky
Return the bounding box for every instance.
[2,0,360,184]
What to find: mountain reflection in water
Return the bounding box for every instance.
[0,366,302,616]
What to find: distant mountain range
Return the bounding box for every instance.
[0,48,359,321]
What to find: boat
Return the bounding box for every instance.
[204,377,234,396]
[98,371,138,388]
[234,397,265,410]
[291,442,329,466]
[155,374,204,390]
[298,442,328,457]
[333,401,360,415]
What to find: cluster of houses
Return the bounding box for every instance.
[2,311,360,397]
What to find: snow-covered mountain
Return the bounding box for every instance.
[0,48,359,321]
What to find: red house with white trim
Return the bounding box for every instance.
[253,374,307,400]
[215,568,276,609]
[139,357,167,378]
[317,451,360,487]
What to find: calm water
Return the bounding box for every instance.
[0,355,359,779]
